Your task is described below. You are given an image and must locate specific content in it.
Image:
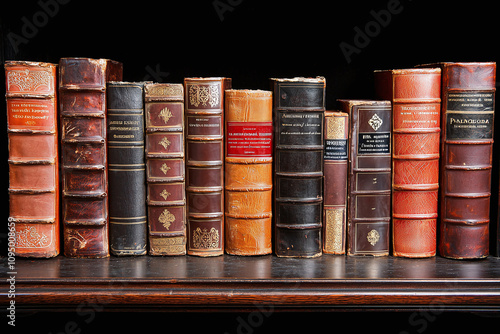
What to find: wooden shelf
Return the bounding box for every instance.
[2,255,500,312]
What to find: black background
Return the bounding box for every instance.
[1,0,500,333]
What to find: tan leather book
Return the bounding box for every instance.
[5,61,59,258]
[184,77,232,256]
[224,89,273,256]
[145,83,186,255]
[323,110,348,255]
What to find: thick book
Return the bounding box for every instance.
[375,68,441,258]
[184,77,232,256]
[420,62,496,259]
[322,111,348,254]
[338,100,392,256]
[5,61,59,258]
[145,83,186,256]
[224,89,273,256]
[59,57,123,258]
[271,77,326,258]
[107,81,147,256]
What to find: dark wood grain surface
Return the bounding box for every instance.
[2,255,500,311]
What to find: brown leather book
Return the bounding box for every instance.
[224,89,273,256]
[184,77,232,256]
[145,83,186,256]
[420,62,496,259]
[338,100,391,256]
[271,77,326,258]
[375,68,441,258]
[59,57,123,258]
[5,61,59,258]
[322,111,348,254]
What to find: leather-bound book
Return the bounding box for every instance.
[184,77,232,256]
[145,83,186,256]
[375,68,441,258]
[420,62,495,259]
[59,57,123,258]
[224,89,273,256]
[322,111,348,254]
[107,82,147,256]
[338,100,391,256]
[5,61,59,258]
[271,77,326,258]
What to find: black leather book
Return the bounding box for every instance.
[270,77,326,257]
[107,82,147,255]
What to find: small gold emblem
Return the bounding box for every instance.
[160,189,171,200]
[159,209,175,230]
[159,137,171,149]
[160,163,171,175]
[368,113,383,131]
[367,229,380,246]
[159,107,173,124]
[192,227,220,249]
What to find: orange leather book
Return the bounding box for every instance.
[375,68,441,258]
[5,61,59,258]
[224,89,273,256]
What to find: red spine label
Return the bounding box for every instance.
[227,122,273,157]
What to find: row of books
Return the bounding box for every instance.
[5,58,496,260]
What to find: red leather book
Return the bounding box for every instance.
[184,77,232,256]
[5,61,59,258]
[420,62,496,259]
[322,111,348,254]
[145,83,186,256]
[59,57,123,258]
[375,68,441,258]
[224,89,273,256]
[339,100,392,256]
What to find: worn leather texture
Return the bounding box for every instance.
[144,83,186,256]
[6,61,59,258]
[271,77,325,257]
[322,111,348,254]
[59,57,123,258]
[339,100,391,256]
[375,68,441,258]
[107,82,147,256]
[224,89,273,255]
[185,77,232,256]
[424,62,495,259]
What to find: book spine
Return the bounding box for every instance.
[271,77,326,258]
[340,100,391,256]
[107,82,147,256]
[184,77,231,256]
[438,62,496,259]
[59,57,123,258]
[375,69,441,258]
[224,89,273,256]
[5,61,59,258]
[322,111,348,254]
[145,83,186,256]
